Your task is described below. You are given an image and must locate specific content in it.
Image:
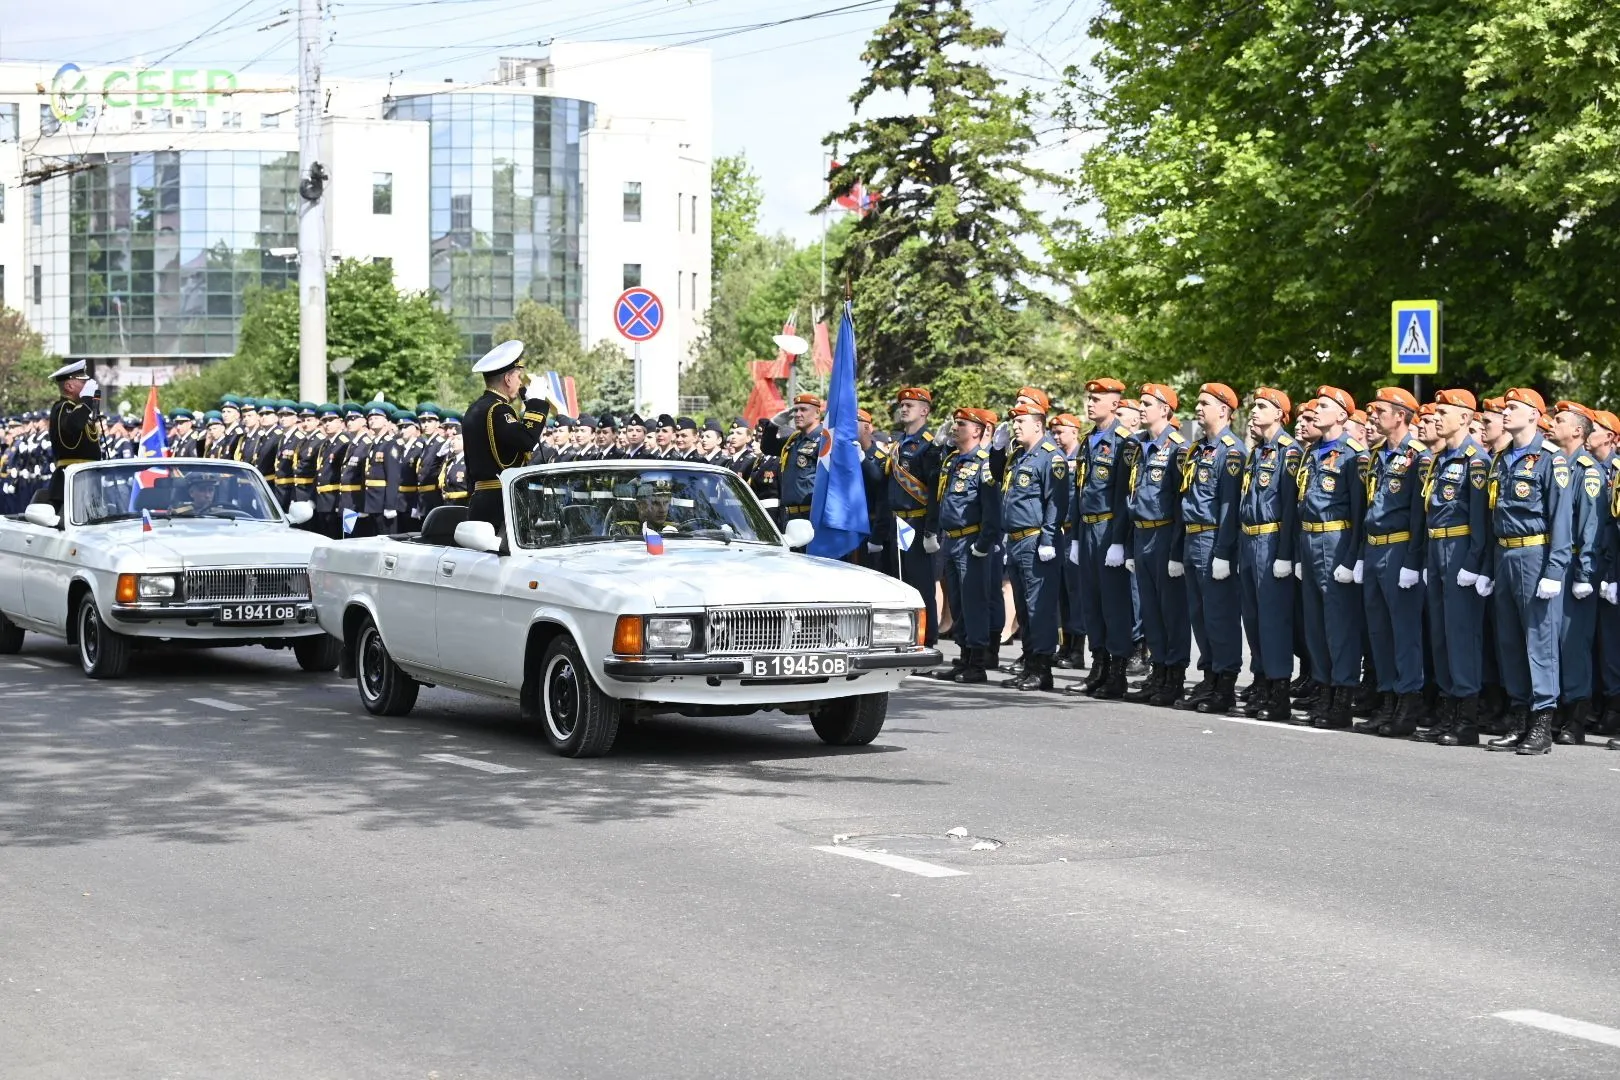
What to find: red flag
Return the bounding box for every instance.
[830,160,879,216]
[811,320,833,378]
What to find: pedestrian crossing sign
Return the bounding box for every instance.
[1391,300,1441,375]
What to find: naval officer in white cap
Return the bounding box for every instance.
[462,340,550,530]
[46,360,101,510]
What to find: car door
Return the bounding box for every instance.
[22,524,76,632]
[0,522,31,621]
[433,549,522,686]
[372,540,443,667]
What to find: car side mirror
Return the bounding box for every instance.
[453,520,501,553]
[286,501,315,525]
[24,503,60,529]
[782,518,814,550]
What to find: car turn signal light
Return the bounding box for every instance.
[613,615,644,656]
[116,574,138,604]
[916,608,926,646]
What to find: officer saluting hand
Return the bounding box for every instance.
[463,340,549,531]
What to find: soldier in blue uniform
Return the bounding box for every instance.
[1296,387,1369,728]
[885,387,943,648]
[931,407,1001,683]
[763,394,825,524]
[1068,377,1136,699]
[1352,386,1434,737]
[1122,384,1190,706]
[1416,389,1492,745]
[1588,411,1620,744]
[1482,388,1575,755]
[1550,400,1604,744]
[1237,388,1302,722]
[1001,402,1068,691]
[1178,383,1246,715]
[1046,413,1087,669]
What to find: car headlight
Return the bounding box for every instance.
[138,574,179,600]
[871,609,914,648]
[645,616,695,652]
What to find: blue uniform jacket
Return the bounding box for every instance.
[1362,433,1434,571]
[1483,433,1574,581]
[938,447,1001,542]
[1179,427,1244,562]
[1567,450,1604,585]
[886,429,942,534]
[1239,429,1302,564]
[1074,421,1134,546]
[1297,433,1369,569]
[777,424,826,510]
[1422,436,1490,576]
[1128,427,1188,556]
[1002,439,1067,546]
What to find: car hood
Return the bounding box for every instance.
[532,543,922,609]
[92,520,324,568]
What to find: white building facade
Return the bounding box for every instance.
[0,43,710,412]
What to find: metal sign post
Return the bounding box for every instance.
[613,287,663,414]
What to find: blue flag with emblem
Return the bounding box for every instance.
[807,300,869,559]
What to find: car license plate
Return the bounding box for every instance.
[750,653,848,678]
[217,602,298,625]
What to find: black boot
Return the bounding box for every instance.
[1608,738,1620,750]
[1418,696,1456,742]
[1354,692,1395,734]
[1260,679,1294,722]
[1486,707,1530,751]
[1438,696,1480,746]
[1517,708,1554,755]
[1066,638,1087,670]
[1289,671,1312,695]
[1243,681,1266,718]
[1196,671,1239,715]
[1001,651,1027,677]
[929,651,969,680]
[1080,652,1108,694]
[1555,699,1589,745]
[1051,633,1077,669]
[1125,641,1149,678]
[1093,655,1129,699]
[1177,671,1215,711]
[1479,685,1508,734]
[983,645,1000,672]
[952,647,988,684]
[1148,665,1186,707]
[1318,686,1353,729]
[1308,684,1333,727]
[1350,682,1381,718]
[1012,654,1054,692]
[1379,692,1425,738]
[1123,663,1164,704]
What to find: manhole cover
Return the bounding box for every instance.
[833,832,1004,856]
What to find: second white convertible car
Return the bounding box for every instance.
[311,461,941,756]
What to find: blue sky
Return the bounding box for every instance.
[2,0,1096,243]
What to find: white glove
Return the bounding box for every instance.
[1457,569,1479,588]
[1273,559,1291,579]
[1476,576,1494,597]
[1105,543,1125,567]
[1211,557,1231,581]
[1536,577,1561,600]
[1294,562,1303,580]
[866,542,883,554]
[1603,582,1618,605]
[1124,558,1135,574]
[922,533,940,555]
[1333,564,1354,584]
[1399,567,1420,589]
[970,544,988,558]
[383,509,397,520]
[1421,569,1428,587]
[991,424,1011,451]
[1573,582,1594,600]
[1068,540,1079,564]
[1352,560,1364,584]
[1167,560,1185,578]
[1038,544,1056,563]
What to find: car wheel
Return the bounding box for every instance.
[0,610,24,654]
[810,692,889,746]
[355,616,418,716]
[539,636,619,758]
[77,593,130,679]
[293,633,342,673]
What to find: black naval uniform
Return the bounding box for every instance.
[47,395,103,509]
[464,389,549,529]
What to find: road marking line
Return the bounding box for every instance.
[814,845,968,878]
[1223,716,1330,733]
[29,657,71,667]
[189,697,252,712]
[1494,1010,1620,1048]
[423,753,524,774]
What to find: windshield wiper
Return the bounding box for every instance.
[90,512,146,524]
[680,529,733,544]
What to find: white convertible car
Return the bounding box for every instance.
[310,461,941,756]
[0,458,340,678]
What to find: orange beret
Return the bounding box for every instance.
[1118,397,1141,412]
[1537,414,1553,433]
[1374,386,1419,413]
[1139,383,1179,411]
[1597,411,1620,435]
[1556,400,1596,424]
[856,408,873,425]
[1252,387,1291,420]
[1008,401,1046,419]
[1350,410,1368,426]
[1086,377,1126,395]
[1481,396,1506,414]
[1168,416,1182,429]
[1317,386,1355,416]
[1433,388,1476,410]
[952,406,996,429]
[895,386,932,404]
[1418,403,1438,418]
[973,408,1000,427]
[1198,382,1239,410]
[1016,386,1050,412]
[1505,387,1546,413]
[1047,412,1081,430]
[793,393,824,409]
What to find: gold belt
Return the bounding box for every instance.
[317,484,339,493]
[1242,522,1280,536]
[1366,531,1411,546]
[1008,526,1042,541]
[57,457,94,465]
[338,484,361,492]
[1428,525,1470,539]
[1498,533,1546,549]
[364,479,388,487]
[945,524,980,539]
[1081,512,1113,524]
[473,479,502,492]
[443,490,468,500]
[1301,519,1349,533]
[1184,522,1217,535]
[896,508,927,520]
[786,503,810,514]
[1134,518,1170,529]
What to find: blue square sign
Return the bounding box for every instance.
[1391,300,1441,375]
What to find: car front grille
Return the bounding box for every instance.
[705,605,870,654]
[185,567,311,603]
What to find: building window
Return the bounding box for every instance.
[623,181,642,222]
[39,103,60,137]
[192,110,208,128]
[373,172,393,215]
[222,112,242,129]
[32,265,42,305]
[677,271,683,309]
[691,273,697,310]
[691,194,697,234]
[260,112,282,129]
[31,187,42,227]
[151,108,173,128]
[623,263,642,290]
[0,104,17,143]
[677,192,683,231]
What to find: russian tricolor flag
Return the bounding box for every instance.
[129,381,171,510]
[643,523,665,555]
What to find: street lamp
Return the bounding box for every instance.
[330,355,354,403]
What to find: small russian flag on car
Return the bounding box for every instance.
[141,509,153,533]
[643,523,665,555]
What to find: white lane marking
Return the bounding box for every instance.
[188,697,252,713]
[423,753,524,775]
[1494,1010,1620,1049]
[814,845,968,878]
[775,722,811,730]
[1222,716,1330,733]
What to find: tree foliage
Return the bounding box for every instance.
[1063,0,1620,406]
[492,298,633,415]
[0,307,60,414]
[822,0,1066,389]
[711,152,764,274]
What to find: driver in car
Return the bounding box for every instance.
[610,477,680,535]
[172,475,222,515]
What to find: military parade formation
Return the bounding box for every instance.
[6,355,1620,759]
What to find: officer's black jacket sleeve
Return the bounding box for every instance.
[384,444,403,512]
[487,399,545,467]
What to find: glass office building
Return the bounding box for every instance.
[31,150,299,357]
[387,93,593,358]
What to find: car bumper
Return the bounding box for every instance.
[108,601,324,639]
[599,648,942,704]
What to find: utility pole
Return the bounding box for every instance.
[296,0,328,404]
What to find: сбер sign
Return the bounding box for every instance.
[49,63,240,124]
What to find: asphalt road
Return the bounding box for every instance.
[4,639,1620,1080]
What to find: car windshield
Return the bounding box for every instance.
[70,462,282,526]
[510,466,780,549]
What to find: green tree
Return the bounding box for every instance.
[1061,0,1620,406]
[585,355,635,417]
[711,152,764,273]
[0,308,61,414]
[821,0,1066,388]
